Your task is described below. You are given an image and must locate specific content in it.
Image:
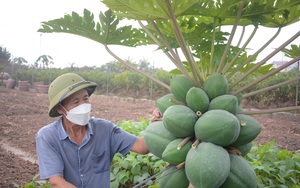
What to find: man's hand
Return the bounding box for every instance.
[151,108,162,122]
[131,137,150,155]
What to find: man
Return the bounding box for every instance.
[36,73,149,188]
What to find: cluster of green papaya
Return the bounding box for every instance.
[144,73,262,188]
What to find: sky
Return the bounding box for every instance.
[0,0,300,71]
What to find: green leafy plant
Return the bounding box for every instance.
[116,117,150,136]
[239,69,299,108]
[13,174,50,188]
[246,140,300,188]
[112,119,166,187]
[282,45,300,59]
[110,152,165,188]
[0,46,11,73]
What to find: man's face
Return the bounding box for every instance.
[61,88,90,112]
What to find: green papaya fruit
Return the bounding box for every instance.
[186,87,210,114]
[203,73,228,100]
[235,142,253,156]
[220,154,257,188]
[208,94,238,115]
[185,142,230,188]
[159,166,190,188]
[236,105,244,113]
[143,121,177,158]
[163,105,198,137]
[170,75,195,102]
[195,109,240,146]
[162,138,193,165]
[231,114,262,147]
[235,93,243,106]
[156,93,176,114]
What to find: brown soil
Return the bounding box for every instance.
[0,87,299,187]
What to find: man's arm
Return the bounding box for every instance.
[131,137,149,154]
[49,176,77,188]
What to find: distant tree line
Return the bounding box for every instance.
[1,45,172,99]
[1,45,299,105]
[2,58,171,99]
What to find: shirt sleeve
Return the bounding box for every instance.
[36,129,64,180]
[110,125,138,156]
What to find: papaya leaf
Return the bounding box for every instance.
[260,5,300,27]
[182,0,242,18]
[101,0,199,20]
[182,0,300,27]
[38,9,150,46]
[282,44,300,58]
[237,62,274,76]
[147,18,226,50]
[244,1,300,27]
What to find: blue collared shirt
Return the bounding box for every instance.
[36,117,138,188]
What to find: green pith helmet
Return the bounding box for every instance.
[48,73,97,117]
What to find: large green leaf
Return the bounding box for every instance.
[253,2,300,27]
[102,0,300,27]
[183,0,242,18]
[143,17,224,49]
[101,0,199,20]
[282,44,300,58]
[38,9,150,46]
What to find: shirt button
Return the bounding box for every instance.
[80,174,84,177]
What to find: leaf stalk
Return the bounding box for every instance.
[233,56,300,95]
[217,0,245,73]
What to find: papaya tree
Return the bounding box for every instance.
[38,0,300,187]
[34,54,54,69]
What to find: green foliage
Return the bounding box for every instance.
[0,46,11,71]
[240,69,299,107]
[153,69,171,94]
[38,9,150,47]
[246,140,300,188]
[34,55,54,69]
[111,119,166,188]
[110,152,165,188]
[12,57,28,65]
[282,44,300,58]
[11,68,68,85]
[5,60,170,99]
[116,117,150,136]
[13,174,50,188]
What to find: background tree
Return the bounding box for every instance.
[138,59,152,73]
[9,57,29,74]
[34,55,54,69]
[12,57,28,65]
[0,46,11,72]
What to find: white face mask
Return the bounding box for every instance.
[61,103,91,126]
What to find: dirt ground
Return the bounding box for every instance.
[0,87,299,187]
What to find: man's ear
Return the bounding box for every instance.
[56,104,65,115]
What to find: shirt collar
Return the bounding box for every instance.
[57,118,94,141]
